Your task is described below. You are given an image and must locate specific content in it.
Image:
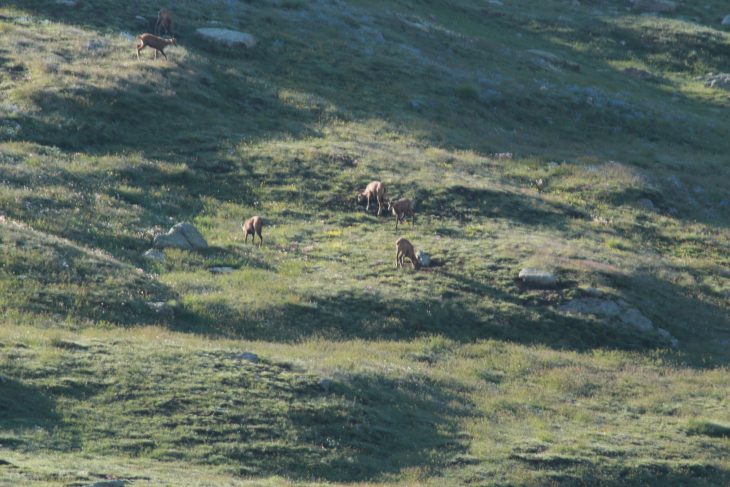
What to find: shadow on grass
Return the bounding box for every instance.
[0,377,60,442]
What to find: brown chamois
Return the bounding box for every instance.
[357,180,386,215]
[242,216,263,246]
[387,198,415,230]
[155,8,173,36]
[395,237,419,270]
[136,33,176,61]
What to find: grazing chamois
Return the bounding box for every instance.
[388,198,415,230]
[136,33,176,60]
[155,8,173,36]
[357,181,386,215]
[242,216,263,246]
[395,237,419,270]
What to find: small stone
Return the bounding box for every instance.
[416,251,432,267]
[518,268,557,287]
[234,352,259,363]
[722,15,730,26]
[135,15,147,23]
[319,379,332,393]
[146,301,173,318]
[55,0,77,6]
[142,249,165,262]
[209,266,234,274]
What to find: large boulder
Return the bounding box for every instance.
[559,298,678,345]
[153,222,208,251]
[195,28,257,48]
[518,268,557,287]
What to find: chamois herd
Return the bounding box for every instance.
[135,10,420,270]
[241,181,421,271]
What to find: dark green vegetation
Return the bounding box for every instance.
[1,0,729,485]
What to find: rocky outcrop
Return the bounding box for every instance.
[153,223,208,251]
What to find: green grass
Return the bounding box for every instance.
[1,0,729,485]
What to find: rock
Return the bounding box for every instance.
[703,73,730,91]
[518,268,557,287]
[195,28,257,48]
[416,251,432,267]
[623,67,656,81]
[142,248,165,262]
[153,222,208,251]
[209,266,234,274]
[619,308,654,332]
[638,198,655,210]
[87,481,127,487]
[631,0,677,13]
[135,15,148,24]
[559,298,622,317]
[55,0,77,6]
[409,99,423,111]
[234,352,259,363]
[657,328,679,348]
[722,15,730,26]
[146,301,173,318]
[528,49,580,72]
[319,379,332,393]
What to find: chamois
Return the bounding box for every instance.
[155,8,173,36]
[395,237,419,270]
[387,198,415,230]
[357,181,386,215]
[242,216,263,246]
[136,33,176,61]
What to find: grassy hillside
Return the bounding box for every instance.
[1,0,729,485]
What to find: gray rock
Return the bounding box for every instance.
[416,251,432,267]
[704,73,730,91]
[209,266,234,274]
[87,481,126,487]
[135,15,148,24]
[195,28,257,48]
[142,248,165,262]
[409,99,423,111]
[619,308,654,332]
[657,328,679,348]
[153,222,208,251]
[55,0,77,6]
[319,379,332,393]
[722,15,730,26]
[528,49,580,72]
[234,352,259,363]
[518,268,557,287]
[146,301,173,316]
[559,298,622,317]
[638,198,655,210]
[631,0,677,13]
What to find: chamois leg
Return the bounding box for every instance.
[257,230,263,246]
[160,49,167,60]
[136,44,144,61]
[396,250,402,268]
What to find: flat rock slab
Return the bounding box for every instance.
[153,222,208,251]
[704,73,730,92]
[518,268,557,287]
[233,352,259,363]
[417,251,432,267]
[209,266,234,274]
[195,28,257,48]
